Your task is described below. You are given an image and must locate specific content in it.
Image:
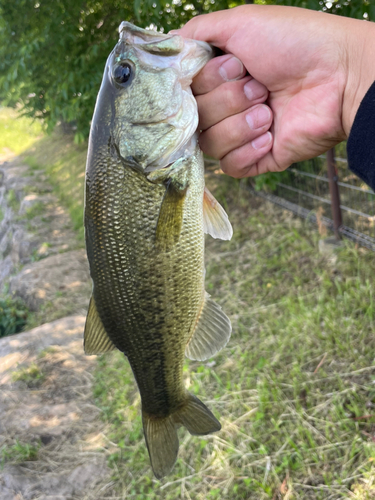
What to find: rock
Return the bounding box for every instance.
[19,194,41,215]
[0,255,14,287]
[10,228,39,265]
[0,227,13,258]
[0,315,86,363]
[0,460,108,500]
[9,250,90,311]
[0,482,20,500]
[19,193,54,216]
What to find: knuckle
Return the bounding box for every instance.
[221,84,239,113]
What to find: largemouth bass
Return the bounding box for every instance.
[84,22,233,479]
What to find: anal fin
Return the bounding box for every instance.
[203,187,233,240]
[185,292,231,361]
[84,296,117,355]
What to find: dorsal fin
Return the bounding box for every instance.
[84,296,117,355]
[203,187,233,240]
[185,292,231,361]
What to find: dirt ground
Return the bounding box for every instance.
[0,153,114,500]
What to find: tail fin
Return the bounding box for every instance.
[142,393,221,479]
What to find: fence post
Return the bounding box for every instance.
[326,147,342,240]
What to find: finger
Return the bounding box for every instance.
[219,132,274,178]
[197,77,268,130]
[244,150,292,177]
[199,104,272,159]
[191,54,246,95]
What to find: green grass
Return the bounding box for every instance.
[0,107,42,155]
[23,133,87,242]
[0,440,40,466]
[6,188,20,213]
[92,176,375,499]
[12,362,45,387]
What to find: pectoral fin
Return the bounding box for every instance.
[185,292,231,361]
[155,182,186,252]
[84,296,117,355]
[203,187,233,240]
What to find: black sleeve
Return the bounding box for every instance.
[347,80,375,191]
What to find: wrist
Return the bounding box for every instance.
[342,19,375,137]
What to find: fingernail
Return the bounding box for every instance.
[168,29,180,34]
[244,79,267,101]
[246,105,271,130]
[251,132,272,150]
[219,56,244,82]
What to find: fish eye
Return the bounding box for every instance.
[113,62,132,86]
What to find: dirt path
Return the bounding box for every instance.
[0,153,113,499]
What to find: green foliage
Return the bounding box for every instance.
[253,170,289,191]
[273,0,374,19]
[0,295,29,338]
[0,0,243,140]
[0,0,370,139]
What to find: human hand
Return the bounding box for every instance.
[179,6,375,177]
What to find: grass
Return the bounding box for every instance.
[0,294,29,338]
[0,440,40,466]
[0,107,42,155]
[0,108,88,243]
[24,201,45,220]
[92,176,375,499]
[6,188,20,213]
[3,108,375,497]
[12,362,45,387]
[23,133,87,242]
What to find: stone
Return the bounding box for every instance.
[10,228,39,265]
[0,315,86,362]
[0,255,14,287]
[19,193,54,216]
[0,227,13,258]
[9,250,90,311]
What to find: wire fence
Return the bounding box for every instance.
[250,146,375,251]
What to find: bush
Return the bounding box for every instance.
[0,295,28,338]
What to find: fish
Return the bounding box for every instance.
[84,22,233,479]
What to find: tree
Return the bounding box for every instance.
[0,0,372,140]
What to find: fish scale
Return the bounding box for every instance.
[86,144,205,415]
[84,22,233,479]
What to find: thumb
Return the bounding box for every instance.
[177,9,243,50]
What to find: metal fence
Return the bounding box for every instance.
[250,146,375,251]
